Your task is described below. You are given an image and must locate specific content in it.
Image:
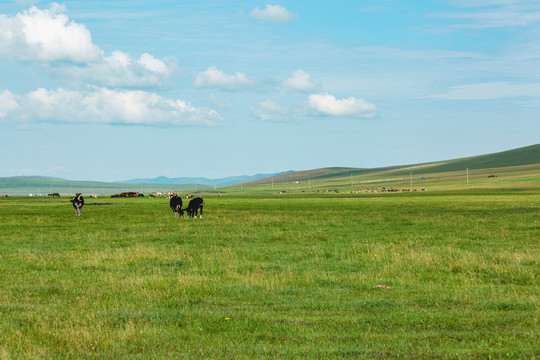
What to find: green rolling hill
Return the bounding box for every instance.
[245,143,540,185]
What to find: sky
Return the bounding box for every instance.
[0,0,539,182]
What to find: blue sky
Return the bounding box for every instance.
[1,0,539,181]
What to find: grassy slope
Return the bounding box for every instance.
[393,143,540,175]
[246,143,540,186]
[224,163,540,195]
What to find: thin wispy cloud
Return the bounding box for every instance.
[250,4,294,23]
[432,1,540,29]
[195,66,251,89]
[425,82,540,100]
[251,100,291,122]
[0,87,222,127]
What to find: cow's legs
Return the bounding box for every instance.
[199,206,203,219]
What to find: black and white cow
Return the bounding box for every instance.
[169,195,184,217]
[70,193,84,216]
[185,196,204,218]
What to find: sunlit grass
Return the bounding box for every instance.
[0,192,538,358]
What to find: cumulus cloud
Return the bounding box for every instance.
[251,100,291,122]
[0,90,20,117]
[195,66,250,89]
[138,53,170,75]
[308,93,377,118]
[62,51,173,87]
[251,4,294,23]
[0,87,222,127]
[0,4,172,87]
[0,3,102,62]
[283,69,316,91]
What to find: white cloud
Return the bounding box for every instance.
[138,53,170,75]
[0,90,20,117]
[195,66,250,89]
[251,4,294,23]
[308,93,377,118]
[0,87,222,127]
[424,82,540,100]
[0,3,102,62]
[0,4,172,87]
[62,51,173,87]
[432,2,540,29]
[283,69,316,91]
[251,100,291,122]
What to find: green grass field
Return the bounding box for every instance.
[0,189,538,359]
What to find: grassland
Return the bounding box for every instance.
[0,188,538,359]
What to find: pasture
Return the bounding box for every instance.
[0,191,538,359]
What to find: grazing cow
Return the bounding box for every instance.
[90,194,98,199]
[70,193,84,216]
[185,196,204,218]
[185,194,194,199]
[169,195,184,217]
[149,194,155,199]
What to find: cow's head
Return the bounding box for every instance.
[175,205,184,217]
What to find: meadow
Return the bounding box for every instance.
[0,190,538,359]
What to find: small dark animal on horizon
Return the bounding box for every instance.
[169,195,184,217]
[185,196,204,219]
[70,193,84,216]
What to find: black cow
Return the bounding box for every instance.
[70,193,84,216]
[169,195,184,217]
[185,196,204,218]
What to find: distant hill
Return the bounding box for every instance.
[245,144,540,185]
[119,171,294,187]
[1,144,537,195]
[0,176,210,196]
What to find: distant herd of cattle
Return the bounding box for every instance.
[68,192,204,218]
[108,192,196,199]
